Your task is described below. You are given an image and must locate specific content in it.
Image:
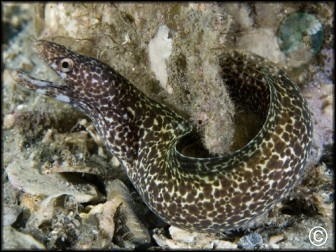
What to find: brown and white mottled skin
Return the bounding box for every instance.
[12,40,313,232]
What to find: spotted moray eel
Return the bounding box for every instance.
[12,40,313,232]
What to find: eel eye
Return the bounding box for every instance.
[58,58,74,72]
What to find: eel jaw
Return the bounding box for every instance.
[11,70,71,103]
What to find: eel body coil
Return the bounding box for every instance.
[12,40,313,232]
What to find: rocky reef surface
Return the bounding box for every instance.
[2,3,334,249]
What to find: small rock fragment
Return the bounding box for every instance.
[269,234,285,245]
[26,193,76,229]
[85,201,118,246]
[6,160,102,203]
[79,180,151,249]
[238,232,263,249]
[3,113,15,129]
[153,231,191,249]
[169,226,199,243]
[106,180,151,248]
[3,204,23,226]
[213,239,238,249]
[153,227,237,249]
[3,226,45,249]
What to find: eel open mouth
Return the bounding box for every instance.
[11,40,73,103]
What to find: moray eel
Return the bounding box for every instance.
[12,40,313,232]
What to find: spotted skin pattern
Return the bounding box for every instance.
[12,40,313,232]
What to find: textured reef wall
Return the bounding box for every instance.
[3,2,334,250]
